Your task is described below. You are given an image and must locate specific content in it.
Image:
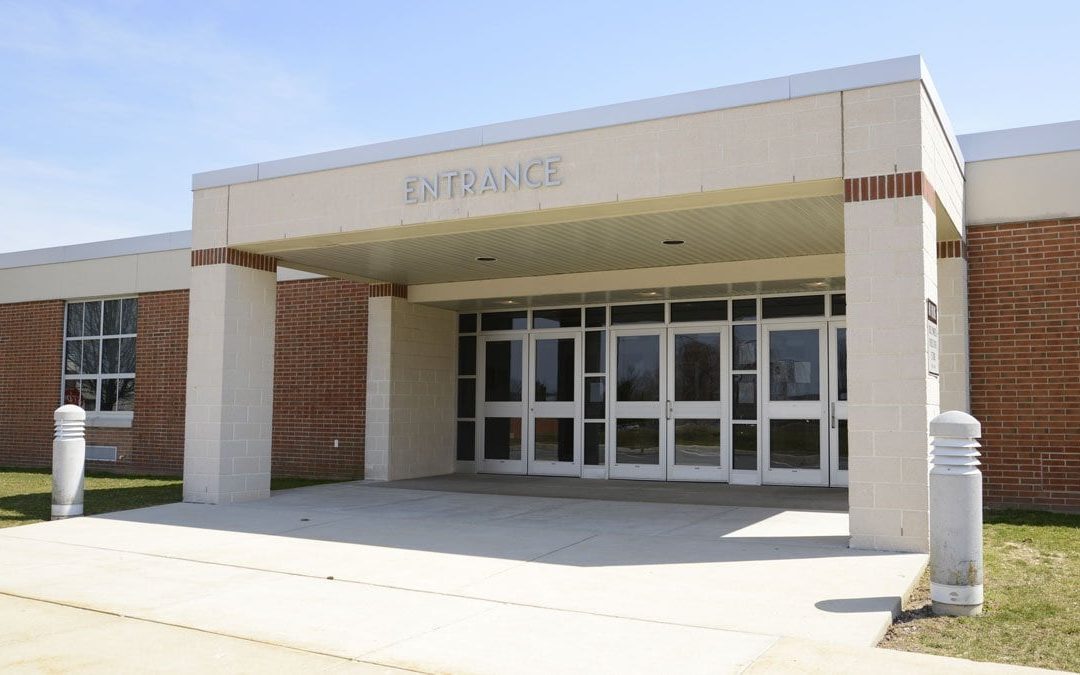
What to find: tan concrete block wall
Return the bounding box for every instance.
[919,90,964,229]
[364,296,393,480]
[841,82,923,178]
[210,94,842,246]
[937,257,970,413]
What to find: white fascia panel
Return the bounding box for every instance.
[959,120,1080,162]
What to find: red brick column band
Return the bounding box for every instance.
[369,283,407,299]
[844,170,936,208]
[191,247,277,272]
[937,240,965,259]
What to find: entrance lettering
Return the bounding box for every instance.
[404,155,561,204]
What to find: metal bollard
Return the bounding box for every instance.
[929,410,984,616]
[52,405,87,520]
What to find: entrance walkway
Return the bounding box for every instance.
[0,481,933,673]
[376,473,849,510]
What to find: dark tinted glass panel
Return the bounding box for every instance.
[121,298,137,334]
[484,417,522,460]
[769,329,820,401]
[732,324,757,371]
[836,328,847,402]
[616,335,660,401]
[732,298,757,321]
[733,424,757,470]
[534,418,574,462]
[457,378,475,418]
[584,330,605,373]
[830,294,846,316]
[532,308,581,329]
[769,418,821,469]
[761,295,825,319]
[584,376,605,419]
[615,418,660,465]
[673,333,721,401]
[101,338,120,374]
[103,299,121,335]
[458,336,476,376]
[584,422,605,465]
[481,311,527,331]
[101,379,118,411]
[585,306,606,327]
[458,313,477,333]
[64,341,81,375]
[80,379,98,411]
[674,419,722,466]
[66,303,83,337]
[838,419,849,471]
[81,339,99,374]
[83,301,101,336]
[456,421,475,460]
[733,374,757,420]
[534,338,575,402]
[485,340,522,401]
[610,303,664,325]
[119,338,136,373]
[670,300,727,323]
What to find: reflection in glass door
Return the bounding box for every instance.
[609,329,666,480]
[829,323,849,486]
[529,333,581,476]
[478,336,527,474]
[762,324,828,485]
[667,327,728,481]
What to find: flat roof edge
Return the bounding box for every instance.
[959,120,1080,162]
[192,55,925,190]
[0,230,192,270]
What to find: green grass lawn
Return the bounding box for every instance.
[882,509,1080,672]
[0,468,344,529]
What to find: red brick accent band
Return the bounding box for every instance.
[844,170,936,208]
[937,240,965,259]
[191,247,277,272]
[369,283,407,299]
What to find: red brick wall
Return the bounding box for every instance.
[0,300,66,468]
[272,278,368,479]
[967,217,1080,511]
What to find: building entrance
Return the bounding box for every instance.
[459,294,848,487]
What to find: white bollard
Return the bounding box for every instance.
[929,410,984,616]
[52,405,87,520]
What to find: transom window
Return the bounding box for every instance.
[63,298,137,412]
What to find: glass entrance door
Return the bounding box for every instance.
[666,327,728,481]
[829,322,849,487]
[478,335,527,474]
[762,323,829,486]
[609,328,666,480]
[529,332,580,476]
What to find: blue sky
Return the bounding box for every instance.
[1,0,1077,253]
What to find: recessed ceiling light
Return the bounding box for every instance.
[476,256,497,262]
[637,290,660,297]
[661,239,685,246]
[500,299,517,305]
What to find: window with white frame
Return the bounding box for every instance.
[63,298,137,412]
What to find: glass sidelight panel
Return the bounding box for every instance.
[733,424,757,470]
[673,333,721,401]
[769,330,820,401]
[837,419,849,471]
[835,328,848,401]
[732,324,757,370]
[485,417,522,460]
[584,422,605,465]
[456,421,475,460]
[534,418,574,462]
[584,377,605,419]
[616,335,660,401]
[534,338,574,402]
[485,340,522,401]
[584,331,606,373]
[615,418,660,465]
[732,374,757,420]
[769,419,821,469]
[673,419,722,466]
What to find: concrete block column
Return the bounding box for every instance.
[937,252,970,413]
[364,284,456,481]
[183,248,277,504]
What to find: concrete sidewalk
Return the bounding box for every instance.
[0,482,1057,673]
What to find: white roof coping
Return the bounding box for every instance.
[194,55,963,190]
[0,230,192,270]
[959,120,1080,162]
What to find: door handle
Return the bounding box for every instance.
[829,402,836,429]
[666,401,673,420]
